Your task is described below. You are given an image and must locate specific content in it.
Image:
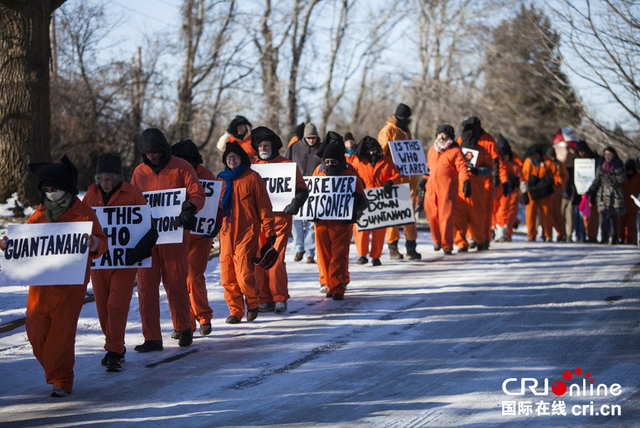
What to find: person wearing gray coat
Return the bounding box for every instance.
[588,146,625,244]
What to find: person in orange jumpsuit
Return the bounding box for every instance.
[455,125,493,252]
[131,128,205,351]
[619,159,640,244]
[458,117,508,249]
[251,126,308,314]
[217,115,256,158]
[83,153,150,372]
[493,135,525,242]
[0,155,108,397]
[547,147,570,241]
[377,103,421,260]
[352,136,401,265]
[218,142,276,323]
[313,134,367,300]
[523,144,562,241]
[171,140,216,336]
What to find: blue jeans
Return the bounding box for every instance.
[574,207,586,241]
[292,219,315,257]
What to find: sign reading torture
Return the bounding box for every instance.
[0,222,93,286]
[192,180,222,236]
[251,163,297,212]
[356,184,415,231]
[142,188,186,244]
[388,140,428,176]
[295,175,355,220]
[91,205,152,269]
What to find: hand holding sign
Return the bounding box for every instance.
[177,201,197,231]
[0,236,7,251]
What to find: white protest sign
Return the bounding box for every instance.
[192,180,222,236]
[356,184,415,231]
[142,188,186,244]
[91,205,152,269]
[461,148,479,168]
[0,221,93,286]
[574,158,596,195]
[251,163,297,212]
[295,175,356,220]
[388,140,428,176]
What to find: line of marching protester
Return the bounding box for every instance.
[1,103,638,399]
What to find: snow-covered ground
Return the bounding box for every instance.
[1,224,639,427]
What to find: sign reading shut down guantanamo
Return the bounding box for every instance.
[388,140,428,176]
[356,184,415,231]
[142,188,186,244]
[295,175,356,220]
[0,221,94,286]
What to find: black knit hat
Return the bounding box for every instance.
[395,103,412,119]
[251,126,283,154]
[496,134,512,158]
[318,131,345,158]
[96,153,124,176]
[29,154,79,195]
[344,132,355,142]
[171,139,203,165]
[436,124,455,140]
[525,144,544,158]
[222,141,251,168]
[226,115,252,135]
[323,141,346,164]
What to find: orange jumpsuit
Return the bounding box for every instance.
[131,155,205,340]
[523,156,561,240]
[551,160,570,238]
[187,164,216,331]
[424,144,469,250]
[230,134,257,159]
[25,199,108,393]
[454,146,492,249]
[252,155,306,304]
[83,182,147,356]
[353,155,401,259]
[313,166,365,296]
[619,172,640,243]
[378,116,419,246]
[219,168,275,319]
[493,154,524,240]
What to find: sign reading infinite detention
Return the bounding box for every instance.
[142,188,186,244]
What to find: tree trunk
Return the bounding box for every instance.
[0,0,65,207]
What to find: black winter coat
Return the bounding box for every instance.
[588,158,626,215]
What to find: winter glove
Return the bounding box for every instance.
[126,227,159,266]
[463,180,472,198]
[177,201,197,231]
[283,202,300,215]
[522,192,530,205]
[283,188,309,216]
[383,180,394,198]
[418,177,427,191]
[252,236,278,270]
[492,175,500,188]
[469,167,479,176]
[502,182,511,197]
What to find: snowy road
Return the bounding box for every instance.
[0,232,639,427]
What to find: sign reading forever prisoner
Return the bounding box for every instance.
[295,175,355,220]
[388,140,428,176]
[251,163,297,212]
[192,180,222,236]
[91,205,153,269]
[0,221,93,286]
[142,188,186,244]
[356,184,415,231]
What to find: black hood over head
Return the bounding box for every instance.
[138,128,171,170]
[575,140,596,158]
[354,136,382,163]
[525,144,544,159]
[222,141,251,168]
[625,159,637,174]
[318,131,345,159]
[171,139,203,166]
[251,126,283,159]
[226,115,251,136]
[29,154,79,195]
[496,134,512,159]
[294,122,305,141]
[460,117,483,148]
[436,124,455,140]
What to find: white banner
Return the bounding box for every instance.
[192,180,222,236]
[251,163,297,212]
[388,140,428,176]
[574,158,596,195]
[0,222,93,286]
[356,184,415,231]
[91,205,152,269]
[295,175,356,220]
[143,188,186,244]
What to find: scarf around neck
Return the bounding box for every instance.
[434,138,454,153]
[43,192,75,222]
[217,164,248,218]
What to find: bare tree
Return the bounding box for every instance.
[0,0,67,206]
